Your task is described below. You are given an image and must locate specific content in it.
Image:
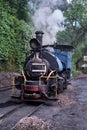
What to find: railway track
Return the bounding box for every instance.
[0,98,54,120]
[0,95,56,130]
[27,103,43,117]
[0,76,87,130]
[0,76,86,123]
[0,104,25,120]
[0,101,44,130]
[0,101,43,121]
[0,86,12,92]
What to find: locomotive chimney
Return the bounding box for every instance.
[35,31,44,45]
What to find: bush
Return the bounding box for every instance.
[0,0,34,71]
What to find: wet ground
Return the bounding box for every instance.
[0,72,87,130]
[35,77,87,130]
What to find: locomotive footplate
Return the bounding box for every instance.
[11,95,58,104]
[23,93,42,99]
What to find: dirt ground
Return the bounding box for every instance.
[12,72,87,130]
[0,71,87,130]
[0,71,19,89]
[11,77,87,130]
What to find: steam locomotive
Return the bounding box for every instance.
[12,31,73,101]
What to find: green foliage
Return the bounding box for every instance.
[56,0,87,76]
[0,0,34,71]
[8,0,32,23]
[72,61,77,77]
[73,43,85,63]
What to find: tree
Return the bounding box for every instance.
[57,0,87,46]
[0,0,34,71]
[56,0,87,75]
[8,0,31,23]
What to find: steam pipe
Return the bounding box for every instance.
[35,31,44,45]
[35,31,44,56]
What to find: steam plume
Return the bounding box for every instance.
[29,0,66,44]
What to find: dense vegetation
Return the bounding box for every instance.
[0,0,87,75]
[57,0,87,75]
[0,0,34,71]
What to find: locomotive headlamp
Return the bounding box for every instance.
[30,38,41,51]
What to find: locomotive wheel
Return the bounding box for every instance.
[63,83,67,89]
[61,72,68,89]
[59,86,63,93]
[63,77,67,89]
[58,80,64,93]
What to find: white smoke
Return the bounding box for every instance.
[30,0,65,45]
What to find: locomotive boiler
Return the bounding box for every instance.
[12,31,73,101]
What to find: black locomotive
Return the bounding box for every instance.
[13,31,73,101]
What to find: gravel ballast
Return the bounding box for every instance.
[11,116,55,130]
